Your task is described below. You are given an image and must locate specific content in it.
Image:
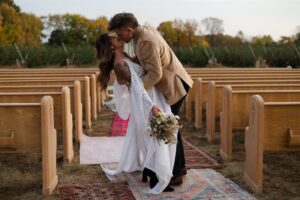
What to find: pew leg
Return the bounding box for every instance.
[244,126,263,193]
[219,112,232,161]
[194,79,202,129]
[97,88,101,113]
[194,97,202,129]
[41,97,58,195]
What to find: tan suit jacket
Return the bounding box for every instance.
[133,26,193,105]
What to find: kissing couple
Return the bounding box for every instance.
[96,13,193,194]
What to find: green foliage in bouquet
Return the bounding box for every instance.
[149,112,182,145]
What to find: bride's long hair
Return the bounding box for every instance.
[95,33,114,90]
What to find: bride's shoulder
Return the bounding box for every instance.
[114,59,129,70]
[113,59,131,79]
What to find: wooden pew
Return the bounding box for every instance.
[186,67,294,71]
[194,78,300,129]
[0,88,74,162]
[0,67,99,72]
[220,87,300,161]
[0,78,92,131]
[189,75,300,121]
[0,96,57,195]
[185,67,297,74]
[206,81,300,143]
[0,75,97,123]
[0,68,102,113]
[0,73,99,115]
[244,95,300,193]
[0,84,82,142]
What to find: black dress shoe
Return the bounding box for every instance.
[144,168,175,192]
[163,186,175,192]
[169,175,183,186]
[142,169,148,182]
[142,168,153,182]
[181,167,187,175]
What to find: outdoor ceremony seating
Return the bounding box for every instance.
[244,95,300,193]
[219,86,300,161]
[0,87,74,162]
[206,81,300,143]
[0,83,82,142]
[0,96,58,195]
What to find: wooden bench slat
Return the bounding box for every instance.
[0,96,58,195]
[0,84,83,142]
[244,95,300,193]
[0,78,92,130]
[220,87,300,161]
[0,88,74,162]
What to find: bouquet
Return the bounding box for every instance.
[149,112,182,144]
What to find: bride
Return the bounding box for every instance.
[95,32,178,194]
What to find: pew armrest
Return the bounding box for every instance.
[289,129,300,147]
[0,132,16,149]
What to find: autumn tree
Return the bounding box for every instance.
[278,36,294,45]
[251,35,274,46]
[20,13,43,46]
[46,14,108,46]
[157,21,177,46]
[158,19,208,47]
[0,1,43,46]
[86,16,108,45]
[0,0,20,12]
[201,17,224,46]
[184,19,199,46]
[0,2,23,44]
[0,9,4,42]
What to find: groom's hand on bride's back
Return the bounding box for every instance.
[151,105,161,117]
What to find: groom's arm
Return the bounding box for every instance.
[138,41,162,90]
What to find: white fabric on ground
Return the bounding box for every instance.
[80,134,124,164]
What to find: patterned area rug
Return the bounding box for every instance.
[58,182,135,200]
[182,137,222,169]
[126,169,256,200]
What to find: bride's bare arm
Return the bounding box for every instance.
[113,60,131,86]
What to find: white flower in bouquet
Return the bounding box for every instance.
[149,112,182,144]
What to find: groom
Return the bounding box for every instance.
[108,13,193,185]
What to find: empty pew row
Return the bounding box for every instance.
[191,74,300,115]
[0,78,92,131]
[187,75,300,123]
[189,73,300,79]
[0,69,102,113]
[206,81,300,143]
[0,84,82,142]
[219,87,300,161]
[0,75,97,123]
[185,67,296,72]
[0,67,99,72]
[194,78,300,129]
[0,88,74,162]
[244,95,300,193]
[0,96,58,195]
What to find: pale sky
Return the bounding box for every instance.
[15,0,300,41]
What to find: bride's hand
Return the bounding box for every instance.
[151,105,160,117]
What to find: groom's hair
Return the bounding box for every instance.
[109,13,139,31]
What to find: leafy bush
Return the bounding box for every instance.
[0,45,97,68]
[0,44,299,68]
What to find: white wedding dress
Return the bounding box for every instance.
[101,58,178,194]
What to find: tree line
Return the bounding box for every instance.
[0,0,300,67]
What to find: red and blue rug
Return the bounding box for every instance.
[126,169,255,200]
